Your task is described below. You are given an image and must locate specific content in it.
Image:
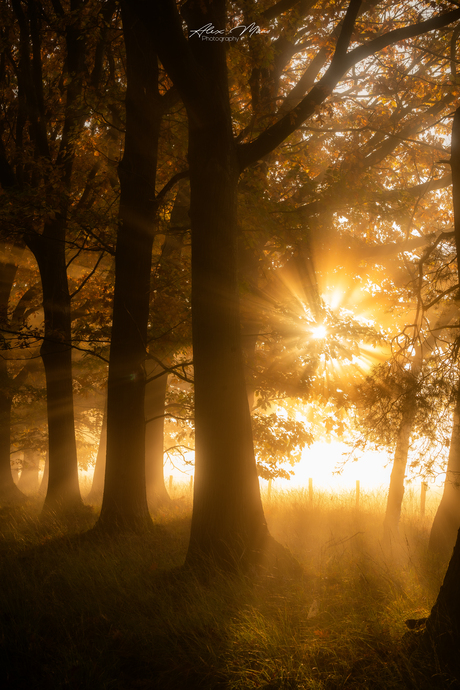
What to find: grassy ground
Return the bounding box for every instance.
[0,484,455,689]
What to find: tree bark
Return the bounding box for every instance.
[96,2,162,530]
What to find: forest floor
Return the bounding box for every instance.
[0,485,456,689]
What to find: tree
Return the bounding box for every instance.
[129,0,460,569]
[145,180,191,510]
[0,245,28,503]
[0,0,121,512]
[96,1,181,530]
[419,105,460,671]
[428,103,460,557]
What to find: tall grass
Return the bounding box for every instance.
[0,486,454,689]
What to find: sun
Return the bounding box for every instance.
[311,324,327,339]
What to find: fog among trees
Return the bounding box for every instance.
[2,0,460,687]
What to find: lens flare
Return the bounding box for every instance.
[311,325,327,339]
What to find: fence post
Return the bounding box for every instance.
[356,480,360,508]
[309,477,313,502]
[421,481,427,517]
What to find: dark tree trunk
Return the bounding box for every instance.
[423,527,460,672]
[420,106,460,672]
[427,104,460,556]
[96,3,162,531]
[180,4,268,569]
[186,133,268,566]
[86,399,107,504]
[145,365,170,510]
[28,229,83,511]
[429,388,460,557]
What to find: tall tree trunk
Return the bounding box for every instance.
[0,255,25,503]
[383,344,421,543]
[9,0,90,513]
[428,388,460,557]
[39,450,49,496]
[186,136,268,567]
[0,381,24,503]
[425,87,460,561]
[383,403,416,541]
[420,106,460,671]
[144,182,190,511]
[181,4,267,569]
[145,365,170,510]
[29,230,82,511]
[86,399,107,504]
[97,3,162,530]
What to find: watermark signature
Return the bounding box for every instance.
[189,22,261,42]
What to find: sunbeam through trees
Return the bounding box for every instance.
[1,0,460,687]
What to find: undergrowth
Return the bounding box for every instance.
[0,485,455,689]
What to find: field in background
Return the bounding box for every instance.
[0,486,453,689]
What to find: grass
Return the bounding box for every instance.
[0,484,455,689]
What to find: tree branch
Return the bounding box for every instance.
[155,169,189,206]
[238,4,460,170]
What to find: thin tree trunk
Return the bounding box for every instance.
[144,183,190,511]
[145,365,170,510]
[86,399,107,504]
[97,3,162,530]
[383,404,416,541]
[39,450,49,496]
[0,256,25,503]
